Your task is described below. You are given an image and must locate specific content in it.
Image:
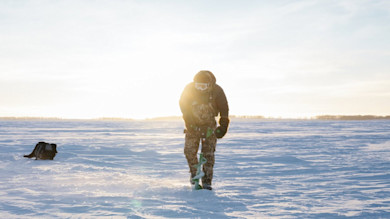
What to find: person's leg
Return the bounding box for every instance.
[184,133,200,181]
[201,135,217,188]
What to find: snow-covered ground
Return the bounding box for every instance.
[0,119,389,218]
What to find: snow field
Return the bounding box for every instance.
[0,119,389,218]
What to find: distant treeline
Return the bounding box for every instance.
[0,117,135,121]
[230,115,390,120]
[315,115,390,120]
[0,117,63,120]
[230,115,265,119]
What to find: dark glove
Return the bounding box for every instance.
[215,117,229,138]
[215,126,227,138]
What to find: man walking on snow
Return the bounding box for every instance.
[179,70,229,190]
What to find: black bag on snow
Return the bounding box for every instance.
[24,141,58,160]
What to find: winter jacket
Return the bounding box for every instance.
[179,71,229,130]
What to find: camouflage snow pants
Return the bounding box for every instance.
[184,131,217,186]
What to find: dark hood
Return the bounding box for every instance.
[193,70,216,86]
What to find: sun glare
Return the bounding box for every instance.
[0,1,389,119]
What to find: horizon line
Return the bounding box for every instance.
[0,115,390,121]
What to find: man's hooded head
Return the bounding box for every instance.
[193,70,216,92]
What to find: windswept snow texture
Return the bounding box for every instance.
[1,119,390,218]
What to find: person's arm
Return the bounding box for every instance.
[179,84,195,130]
[215,85,229,138]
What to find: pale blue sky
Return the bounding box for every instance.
[1,0,389,119]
